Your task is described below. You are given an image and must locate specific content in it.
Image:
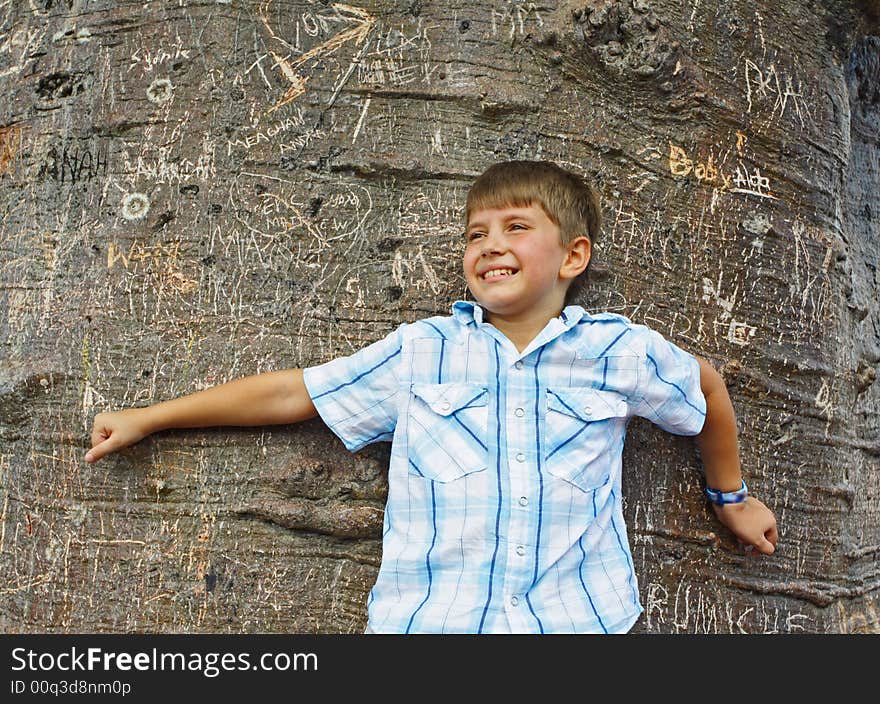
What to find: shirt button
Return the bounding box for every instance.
[516,545,525,556]
[514,361,523,370]
[515,453,525,463]
[510,596,519,607]
[441,401,451,411]
[514,407,525,417]
[518,496,528,506]
[583,406,593,416]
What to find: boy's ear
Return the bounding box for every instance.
[560,236,591,280]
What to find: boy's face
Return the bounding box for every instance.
[463,202,589,320]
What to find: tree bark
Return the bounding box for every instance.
[1,0,878,633]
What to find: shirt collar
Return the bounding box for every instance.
[451,300,587,328]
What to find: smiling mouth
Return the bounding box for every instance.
[481,268,518,281]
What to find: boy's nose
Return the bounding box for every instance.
[479,231,505,255]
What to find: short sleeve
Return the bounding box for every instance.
[632,327,706,436]
[302,324,405,452]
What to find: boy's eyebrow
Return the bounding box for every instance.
[466,212,535,230]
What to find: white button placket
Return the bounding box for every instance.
[506,358,533,631]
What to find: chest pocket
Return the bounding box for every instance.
[544,387,629,492]
[407,383,489,482]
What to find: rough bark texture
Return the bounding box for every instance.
[1,0,878,633]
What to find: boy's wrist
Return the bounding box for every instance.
[140,404,169,434]
[705,479,748,506]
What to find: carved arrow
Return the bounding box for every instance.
[259,2,376,115]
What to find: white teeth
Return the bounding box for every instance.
[482,268,515,280]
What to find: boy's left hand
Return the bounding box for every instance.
[711,497,778,555]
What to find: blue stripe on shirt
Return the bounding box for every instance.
[593,488,627,613]
[548,388,579,416]
[609,487,640,610]
[437,336,445,383]
[406,474,437,633]
[578,533,607,634]
[645,354,706,416]
[478,340,503,633]
[578,489,607,632]
[598,328,630,357]
[547,422,591,460]
[452,414,488,451]
[312,348,401,400]
[424,321,448,341]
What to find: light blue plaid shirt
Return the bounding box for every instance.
[303,301,706,633]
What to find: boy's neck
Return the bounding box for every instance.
[483,305,566,354]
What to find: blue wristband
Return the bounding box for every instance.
[705,479,748,505]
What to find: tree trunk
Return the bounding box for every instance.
[1,0,878,633]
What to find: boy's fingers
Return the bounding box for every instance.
[754,536,775,555]
[766,523,779,547]
[90,426,110,451]
[739,535,774,556]
[85,439,114,463]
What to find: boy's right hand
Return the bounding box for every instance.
[85,409,152,464]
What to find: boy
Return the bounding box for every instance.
[84,161,778,634]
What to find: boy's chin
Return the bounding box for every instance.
[472,297,523,316]
[468,286,540,316]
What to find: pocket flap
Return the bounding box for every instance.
[547,387,628,421]
[411,383,489,417]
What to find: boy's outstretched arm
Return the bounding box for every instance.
[85,369,318,464]
[695,357,778,555]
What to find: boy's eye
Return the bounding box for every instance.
[466,232,485,241]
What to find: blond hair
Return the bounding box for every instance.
[465,160,602,301]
